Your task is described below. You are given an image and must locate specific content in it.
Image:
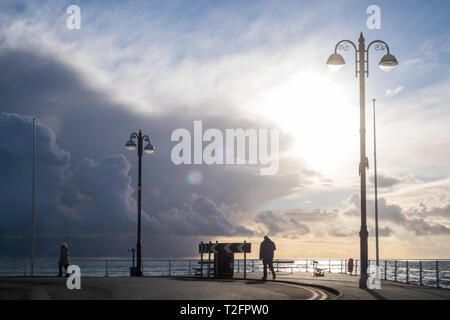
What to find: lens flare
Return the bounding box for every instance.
[186,170,203,185]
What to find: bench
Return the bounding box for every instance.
[312,260,325,277]
[194,261,214,276]
[274,260,295,274]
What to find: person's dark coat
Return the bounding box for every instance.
[259,238,276,260]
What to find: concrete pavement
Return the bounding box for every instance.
[236,271,450,300]
[0,276,329,300]
[1,272,448,300]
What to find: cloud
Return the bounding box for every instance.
[342,193,450,236]
[255,210,311,238]
[148,194,253,236]
[369,172,420,188]
[0,47,316,257]
[385,86,404,97]
[0,112,70,236]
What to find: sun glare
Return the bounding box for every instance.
[248,71,359,177]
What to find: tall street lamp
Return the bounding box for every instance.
[125,130,155,276]
[373,99,380,269]
[326,32,398,289]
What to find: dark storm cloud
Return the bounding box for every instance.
[0,113,71,236]
[0,48,309,257]
[147,194,253,236]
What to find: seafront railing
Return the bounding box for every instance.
[1,258,449,289]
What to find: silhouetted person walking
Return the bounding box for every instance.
[58,243,70,277]
[259,236,276,280]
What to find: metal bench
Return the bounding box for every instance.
[194,261,214,276]
[312,260,325,277]
[274,260,296,274]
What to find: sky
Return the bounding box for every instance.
[0,0,449,259]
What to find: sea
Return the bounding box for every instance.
[0,258,448,289]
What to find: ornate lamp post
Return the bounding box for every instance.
[125,130,155,276]
[326,32,398,289]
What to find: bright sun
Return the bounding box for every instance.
[247,71,360,178]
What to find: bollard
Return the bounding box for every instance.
[419,261,423,286]
[406,260,409,283]
[436,261,440,288]
[105,259,109,277]
[394,260,397,282]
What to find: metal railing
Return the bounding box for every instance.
[1,258,448,289]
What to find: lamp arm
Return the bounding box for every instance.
[130,132,138,140]
[366,40,390,77]
[142,135,150,143]
[334,40,358,77]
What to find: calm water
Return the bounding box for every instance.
[1,258,449,289]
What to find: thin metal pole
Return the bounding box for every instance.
[419,261,423,286]
[436,261,439,288]
[244,240,247,279]
[169,259,171,276]
[329,259,331,273]
[394,260,397,282]
[207,241,211,278]
[200,241,204,277]
[406,260,409,283]
[252,259,254,272]
[373,99,380,268]
[189,259,191,275]
[306,259,308,273]
[31,118,36,277]
[384,260,387,280]
[105,259,109,277]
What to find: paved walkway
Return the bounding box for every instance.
[1,272,448,300]
[0,276,325,300]
[235,271,450,300]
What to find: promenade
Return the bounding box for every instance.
[0,272,449,300]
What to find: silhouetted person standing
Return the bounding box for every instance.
[259,236,276,280]
[58,243,70,277]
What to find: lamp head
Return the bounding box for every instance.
[144,143,155,154]
[326,53,345,72]
[125,139,137,151]
[379,53,398,72]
